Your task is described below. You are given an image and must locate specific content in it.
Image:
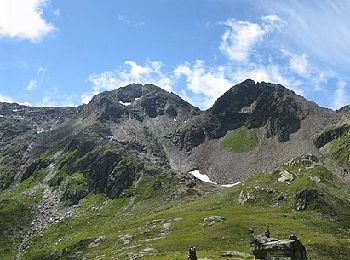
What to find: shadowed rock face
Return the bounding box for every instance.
[209,79,307,142]
[0,103,78,189]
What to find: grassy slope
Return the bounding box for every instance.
[330,131,350,166]
[0,170,45,258]
[18,161,350,260]
[221,127,257,153]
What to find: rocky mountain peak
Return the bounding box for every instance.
[208,79,309,141]
[84,84,200,121]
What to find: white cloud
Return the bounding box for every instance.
[254,1,350,75]
[117,14,145,27]
[37,66,46,74]
[220,19,265,62]
[333,80,349,109]
[37,95,55,107]
[53,9,60,17]
[233,65,304,95]
[0,93,32,105]
[174,60,233,108]
[26,79,37,91]
[0,0,55,42]
[19,101,32,106]
[290,54,308,76]
[262,15,283,23]
[0,94,14,103]
[282,49,308,77]
[219,15,284,62]
[81,91,100,104]
[88,60,172,94]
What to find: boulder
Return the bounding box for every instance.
[161,223,172,234]
[278,170,294,183]
[88,235,106,248]
[118,234,133,245]
[203,216,225,226]
[238,190,255,204]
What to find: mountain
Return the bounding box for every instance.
[1,80,350,259]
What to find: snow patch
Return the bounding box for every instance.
[221,182,241,188]
[119,101,132,106]
[135,97,141,101]
[12,109,18,112]
[36,128,45,134]
[189,170,217,184]
[173,118,177,122]
[190,170,242,188]
[0,115,3,118]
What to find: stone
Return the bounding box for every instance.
[203,216,225,226]
[128,247,158,259]
[161,223,172,234]
[238,190,255,204]
[88,235,106,248]
[309,176,321,183]
[250,230,307,260]
[118,234,133,245]
[173,217,183,222]
[278,170,294,183]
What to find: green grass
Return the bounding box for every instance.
[19,158,350,259]
[329,132,350,166]
[0,174,43,258]
[1,147,350,259]
[221,127,258,153]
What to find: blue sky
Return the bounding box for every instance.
[0,0,349,110]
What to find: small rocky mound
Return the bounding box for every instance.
[250,228,307,260]
[295,189,320,211]
[203,216,225,226]
[278,170,294,183]
[287,154,318,167]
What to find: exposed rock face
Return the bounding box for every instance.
[314,124,350,148]
[0,102,77,189]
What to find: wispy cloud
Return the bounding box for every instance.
[232,64,304,95]
[53,9,60,17]
[219,16,285,62]
[85,60,171,104]
[174,60,233,107]
[281,50,308,77]
[117,14,145,27]
[0,0,55,42]
[26,79,37,91]
[0,94,14,103]
[253,0,350,74]
[333,80,349,109]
